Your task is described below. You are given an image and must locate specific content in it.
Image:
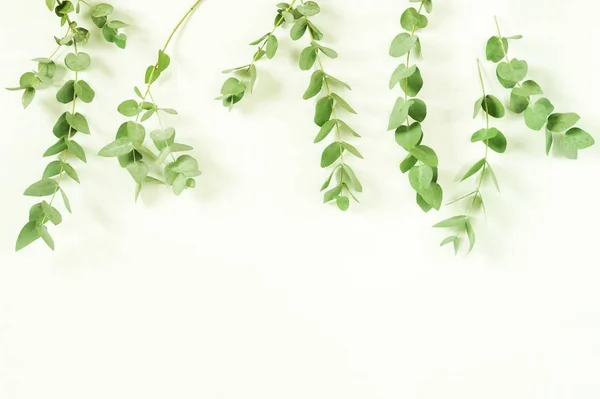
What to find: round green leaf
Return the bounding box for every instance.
[547,113,580,133]
[482,95,505,118]
[65,52,91,71]
[563,128,595,150]
[389,33,417,58]
[400,8,428,31]
[486,36,508,63]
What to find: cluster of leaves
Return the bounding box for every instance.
[388,0,443,213]
[89,2,128,48]
[435,61,505,254]
[99,52,200,199]
[219,1,299,107]
[13,0,107,251]
[486,18,594,157]
[292,1,363,210]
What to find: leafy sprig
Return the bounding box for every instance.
[10,1,127,252]
[219,1,299,107]
[435,60,506,254]
[388,0,443,213]
[487,17,594,157]
[292,0,363,211]
[98,0,203,200]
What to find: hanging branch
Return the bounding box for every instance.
[98,0,203,200]
[292,0,363,211]
[434,60,506,254]
[486,16,594,157]
[9,0,128,252]
[388,0,443,213]
[219,1,299,108]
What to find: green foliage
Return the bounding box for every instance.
[487,17,594,156]
[292,0,363,211]
[10,0,129,251]
[435,60,506,255]
[219,1,301,107]
[99,4,202,200]
[388,0,442,212]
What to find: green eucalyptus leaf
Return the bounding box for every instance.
[65,52,91,72]
[562,127,595,150]
[400,7,428,31]
[485,36,508,63]
[546,113,580,133]
[389,33,417,58]
[524,98,555,131]
[24,178,58,197]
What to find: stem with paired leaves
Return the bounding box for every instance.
[433,60,507,255]
[98,0,204,200]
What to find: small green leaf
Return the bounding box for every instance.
[303,70,325,100]
[509,91,529,114]
[400,7,428,31]
[389,33,417,58]
[22,88,35,108]
[42,201,62,225]
[24,178,58,197]
[395,122,422,150]
[486,131,508,154]
[485,36,508,63]
[335,195,350,211]
[408,99,427,122]
[399,154,418,173]
[16,222,41,252]
[92,3,114,17]
[67,140,87,163]
[563,128,595,150]
[482,95,505,118]
[66,112,90,134]
[266,35,279,59]
[118,100,141,117]
[389,64,417,89]
[524,98,555,131]
[98,138,134,157]
[471,127,500,142]
[440,236,460,255]
[330,93,356,114]
[56,80,75,104]
[434,215,468,229]
[314,120,336,143]
[321,142,343,168]
[461,158,486,182]
[75,80,95,103]
[399,67,423,97]
[512,80,542,97]
[465,219,476,252]
[410,145,438,167]
[340,142,363,159]
[299,46,317,70]
[496,59,528,88]
[314,96,333,127]
[546,113,580,133]
[65,52,91,72]
[409,164,433,191]
[388,97,411,131]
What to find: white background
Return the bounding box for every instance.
[1,0,600,398]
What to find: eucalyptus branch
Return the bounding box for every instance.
[434,60,506,255]
[98,0,203,200]
[291,0,363,210]
[219,1,299,108]
[12,0,128,251]
[388,0,443,213]
[486,16,594,157]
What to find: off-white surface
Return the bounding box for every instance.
[1,0,600,398]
